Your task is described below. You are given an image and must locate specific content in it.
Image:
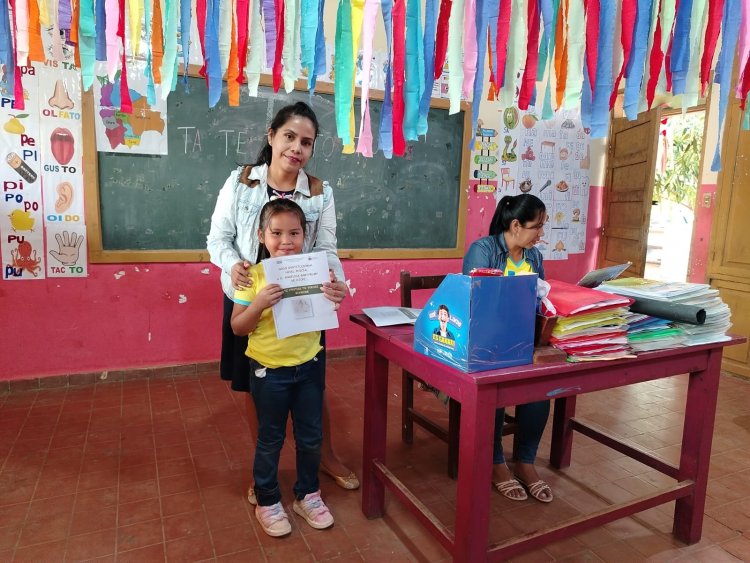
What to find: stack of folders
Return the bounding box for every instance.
[599,278,732,346]
[546,280,636,362]
[623,312,687,352]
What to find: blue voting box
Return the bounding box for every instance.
[413,273,537,372]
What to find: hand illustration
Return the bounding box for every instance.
[49,231,84,266]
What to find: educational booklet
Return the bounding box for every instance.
[362,307,422,327]
[577,262,632,288]
[262,251,339,339]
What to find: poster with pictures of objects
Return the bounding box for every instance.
[490,108,591,261]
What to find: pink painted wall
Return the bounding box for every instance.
[687,183,716,284]
[0,187,602,382]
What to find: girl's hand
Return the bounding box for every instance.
[254,284,284,310]
[231,260,252,290]
[322,270,347,310]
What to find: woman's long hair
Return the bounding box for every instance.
[488,194,546,236]
[252,102,320,167]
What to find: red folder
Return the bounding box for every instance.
[547,279,634,317]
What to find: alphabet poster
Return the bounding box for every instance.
[492,108,591,261]
[1,29,88,279]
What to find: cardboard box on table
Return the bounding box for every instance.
[413,273,538,372]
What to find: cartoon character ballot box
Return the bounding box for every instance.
[413,273,537,372]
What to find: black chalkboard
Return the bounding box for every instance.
[93,77,467,259]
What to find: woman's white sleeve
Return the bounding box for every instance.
[206,172,240,274]
[313,183,346,282]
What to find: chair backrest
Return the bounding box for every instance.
[400,271,447,308]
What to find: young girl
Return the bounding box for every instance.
[231,198,335,537]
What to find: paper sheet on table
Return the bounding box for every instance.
[362,306,422,327]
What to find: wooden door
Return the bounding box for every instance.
[708,92,750,378]
[599,110,661,276]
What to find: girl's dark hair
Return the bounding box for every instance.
[252,102,320,167]
[488,194,546,236]
[255,199,307,262]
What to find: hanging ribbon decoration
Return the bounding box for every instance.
[78,0,96,90]
[300,0,319,85]
[272,0,285,92]
[344,0,365,153]
[127,0,141,56]
[700,0,724,96]
[1,0,17,103]
[357,0,380,156]
[378,0,394,158]
[494,0,511,91]
[162,0,181,97]
[539,0,559,120]
[623,0,654,120]
[282,0,300,93]
[105,0,119,79]
[735,0,750,103]
[485,0,499,93]
[151,0,164,83]
[15,0,29,68]
[462,0,477,99]
[584,0,599,94]
[312,0,327,90]
[263,0,277,70]
[219,0,233,73]
[500,0,525,108]
[95,0,106,60]
[72,0,81,67]
[334,0,354,145]
[226,2,240,105]
[590,0,615,138]
[446,0,464,114]
[609,0,636,109]
[392,0,407,154]
[670,0,693,94]
[553,0,568,109]
[196,0,208,76]
[645,0,664,109]
[682,0,707,108]
[404,0,425,140]
[434,0,452,80]
[205,0,222,106]
[182,0,195,89]
[28,0,44,63]
[144,0,156,105]
[246,0,264,95]
[563,0,584,109]
[118,0,133,112]
[711,0,741,171]
[518,0,539,109]
[469,0,487,142]
[418,0,438,135]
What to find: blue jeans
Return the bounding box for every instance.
[250,352,325,506]
[493,400,550,465]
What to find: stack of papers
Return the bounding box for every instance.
[549,308,635,362]
[624,312,688,352]
[600,278,732,346]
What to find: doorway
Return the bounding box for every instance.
[644,110,705,282]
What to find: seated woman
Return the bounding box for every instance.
[462,194,553,503]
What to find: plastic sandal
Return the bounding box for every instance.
[493,478,528,501]
[515,477,553,503]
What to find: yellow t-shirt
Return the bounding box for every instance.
[233,263,322,369]
[504,257,534,276]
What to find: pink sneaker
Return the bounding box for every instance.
[292,490,334,530]
[255,502,292,537]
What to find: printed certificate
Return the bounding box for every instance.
[262,251,339,338]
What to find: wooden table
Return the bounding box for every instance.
[351,314,745,562]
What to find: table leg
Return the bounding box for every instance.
[362,332,389,518]
[673,348,723,543]
[453,386,495,562]
[550,396,577,469]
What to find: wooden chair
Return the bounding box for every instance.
[400,270,519,479]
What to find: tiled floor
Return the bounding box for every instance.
[2,357,750,562]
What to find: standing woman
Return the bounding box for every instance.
[207,102,359,499]
[462,194,553,503]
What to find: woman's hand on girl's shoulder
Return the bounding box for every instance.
[254,284,284,310]
[231,260,252,290]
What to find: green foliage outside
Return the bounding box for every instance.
[653,113,704,211]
